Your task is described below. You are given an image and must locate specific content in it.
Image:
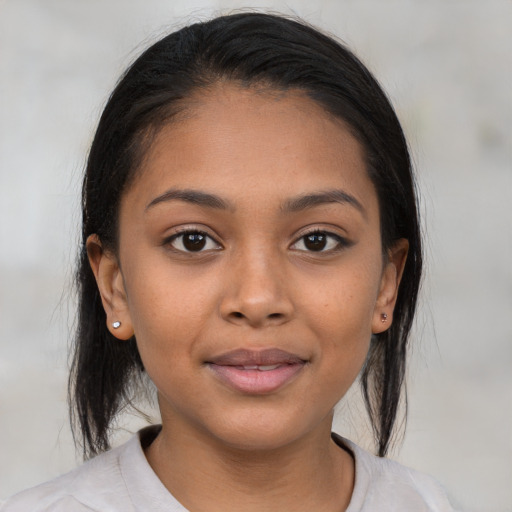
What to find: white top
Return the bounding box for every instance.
[1,426,458,511]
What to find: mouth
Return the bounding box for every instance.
[206,348,307,394]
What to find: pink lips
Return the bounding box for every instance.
[207,348,306,394]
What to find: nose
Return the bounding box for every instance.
[219,247,294,328]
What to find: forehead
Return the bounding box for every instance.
[125,83,378,215]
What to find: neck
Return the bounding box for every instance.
[145,417,354,512]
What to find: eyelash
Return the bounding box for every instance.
[290,229,350,253]
[165,229,222,253]
[164,228,349,255]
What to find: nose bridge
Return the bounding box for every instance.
[220,239,292,326]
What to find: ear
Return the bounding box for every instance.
[372,238,409,334]
[86,234,134,340]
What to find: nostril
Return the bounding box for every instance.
[229,311,283,321]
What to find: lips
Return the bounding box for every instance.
[206,348,307,394]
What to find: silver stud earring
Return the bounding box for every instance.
[112,321,121,329]
[381,313,388,323]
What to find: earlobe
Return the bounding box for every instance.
[372,238,409,334]
[86,234,134,340]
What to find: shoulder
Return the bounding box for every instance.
[333,435,459,512]
[2,425,185,512]
[0,438,136,512]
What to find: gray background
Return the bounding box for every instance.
[1,1,511,510]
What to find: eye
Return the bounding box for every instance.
[291,231,346,252]
[167,230,221,253]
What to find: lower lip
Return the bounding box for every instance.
[207,363,305,394]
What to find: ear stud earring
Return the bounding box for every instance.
[112,321,121,329]
[381,313,388,323]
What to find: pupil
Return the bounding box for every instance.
[183,233,206,251]
[305,233,327,251]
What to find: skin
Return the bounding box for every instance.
[88,83,408,512]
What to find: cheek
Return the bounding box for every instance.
[305,260,381,334]
[121,264,223,416]
[299,256,382,377]
[122,260,216,360]
[125,245,216,315]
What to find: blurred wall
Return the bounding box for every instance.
[0,1,511,510]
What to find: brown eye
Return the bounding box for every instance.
[168,231,221,253]
[183,233,206,251]
[291,231,347,253]
[304,233,327,251]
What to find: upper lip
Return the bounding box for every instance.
[207,348,306,366]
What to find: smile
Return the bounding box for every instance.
[206,348,307,394]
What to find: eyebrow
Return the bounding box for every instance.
[281,189,366,218]
[146,189,233,211]
[146,187,366,218]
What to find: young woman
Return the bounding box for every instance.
[1,12,456,511]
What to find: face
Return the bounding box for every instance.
[88,84,407,451]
